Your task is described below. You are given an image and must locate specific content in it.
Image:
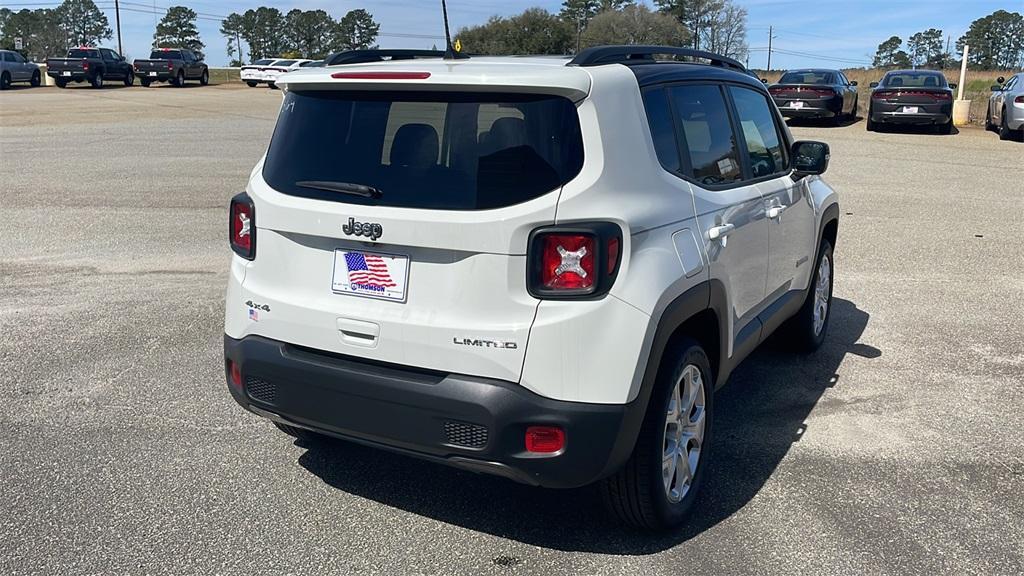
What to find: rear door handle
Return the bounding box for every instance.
[708,223,735,247]
[767,205,788,219]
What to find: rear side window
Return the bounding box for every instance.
[2,53,14,63]
[253,59,273,66]
[668,85,742,186]
[642,88,682,174]
[729,86,787,177]
[263,91,584,210]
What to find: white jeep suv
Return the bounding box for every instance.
[224,46,840,529]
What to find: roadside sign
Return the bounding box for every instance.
[14,37,23,50]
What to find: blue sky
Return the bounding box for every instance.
[4,0,1021,67]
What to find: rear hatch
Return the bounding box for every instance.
[135,51,180,73]
[872,87,951,113]
[238,66,588,382]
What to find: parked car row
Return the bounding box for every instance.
[42,47,208,88]
[240,58,324,88]
[767,66,1021,141]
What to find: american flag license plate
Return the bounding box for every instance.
[332,249,409,302]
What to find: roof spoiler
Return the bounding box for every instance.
[568,45,748,74]
[325,49,452,67]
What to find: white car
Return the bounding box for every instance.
[985,72,1024,141]
[240,58,311,88]
[223,46,839,529]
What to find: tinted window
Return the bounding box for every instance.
[668,85,742,186]
[263,91,584,210]
[273,60,297,66]
[642,88,682,174]
[101,50,115,61]
[779,71,835,84]
[67,49,100,59]
[150,50,182,60]
[253,59,274,65]
[730,86,787,178]
[883,72,947,88]
[2,53,14,62]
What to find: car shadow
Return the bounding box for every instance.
[785,115,862,128]
[872,123,960,136]
[295,297,876,554]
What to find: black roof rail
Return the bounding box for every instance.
[325,49,451,67]
[568,45,748,74]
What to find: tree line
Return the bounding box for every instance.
[219,8,379,65]
[457,0,748,60]
[0,0,380,64]
[873,9,1023,71]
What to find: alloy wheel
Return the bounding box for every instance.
[813,252,832,336]
[662,364,706,503]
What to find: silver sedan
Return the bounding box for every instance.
[0,50,42,89]
[986,72,1024,141]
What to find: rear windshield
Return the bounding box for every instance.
[150,50,182,60]
[67,49,99,59]
[882,72,947,88]
[779,71,834,84]
[253,59,274,66]
[273,60,297,66]
[263,91,584,210]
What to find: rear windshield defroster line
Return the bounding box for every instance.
[262,90,584,211]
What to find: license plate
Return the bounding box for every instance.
[789,101,805,109]
[332,250,409,303]
[901,106,920,114]
[61,71,71,76]
[148,72,157,77]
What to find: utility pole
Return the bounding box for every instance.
[766,26,775,71]
[114,0,123,55]
[235,30,243,65]
[945,35,951,69]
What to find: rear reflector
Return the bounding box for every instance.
[228,361,242,389]
[331,71,431,80]
[525,426,565,453]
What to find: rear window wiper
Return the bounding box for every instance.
[295,181,383,199]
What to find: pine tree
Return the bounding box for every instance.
[153,6,204,60]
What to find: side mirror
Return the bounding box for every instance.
[850,81,858,87]
[761,78,768,84]
[869,82,879,88]
[949,83,957,90]
[791,141,830,177]
[997,76,1005,84]
[991,84,1003,92]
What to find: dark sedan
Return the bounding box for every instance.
[768,69,859,124]
[867,70,955,134]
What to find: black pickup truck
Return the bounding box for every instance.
[47,47,135,88]
[132,49,208,87]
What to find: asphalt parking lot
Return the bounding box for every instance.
[1,85,1022,576]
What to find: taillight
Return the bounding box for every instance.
[82,61,89,70]
[768,87,784,95]
[872,90,891,100]
[331,71,431,80]
[1015,95,1024,104]
[229,193,255,260]
[528,223,621,299]
[525,426,565,454]
[168,61,173,70]
[808,88,835,97]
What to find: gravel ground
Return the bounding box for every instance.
[1,85,1022,576]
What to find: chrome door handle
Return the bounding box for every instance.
[708,223,735,247]
[766,205,788,219]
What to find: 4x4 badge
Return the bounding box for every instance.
[343,217,383,241]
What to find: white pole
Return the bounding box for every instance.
[957,44,969,101]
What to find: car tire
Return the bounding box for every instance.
[55,78,67,88]
[0,72,10,90]
[782,239,834,352]
[140,78,151,87]
[851,96,858,120]
[269,82,279,90]
[938,120,954,135]
[600,338,713,529]
[273,421,328,442]
[866,107,876,131]
[30,70,41,87]
[245,81,258,87]
[174,70,185,87]
[123,72,134,87]
[90,71,104,89]
[200,69,209,86]
[999,107,1014,141]
[985,107,995,132]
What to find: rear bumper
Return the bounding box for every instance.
[136,71,173,81]
[223,334,641,488]
[47,71,87,80]
[773,96,842,118]
[871,111,950,125]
